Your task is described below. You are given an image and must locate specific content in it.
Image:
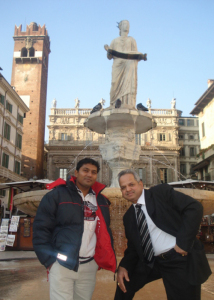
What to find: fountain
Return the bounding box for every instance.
[13,20,214,256]
[84,20,156,187]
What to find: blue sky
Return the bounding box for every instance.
[1,0,214,140]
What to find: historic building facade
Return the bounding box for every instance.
[191,79,214,181]
[11,22,51,179]
[0,73,29,217]
[178,116,200,179]
[46,100,199,187]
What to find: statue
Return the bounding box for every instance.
[104,20,147,108]
[52,98,57,108]
[75,98,80,109]
[146,98,151,109]
[99,98,105,107]
[171,98,176,109]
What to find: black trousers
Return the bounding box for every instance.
[114,249,201,300]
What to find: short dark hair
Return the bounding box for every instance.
[76,158,100,173]
[118,169,140,183]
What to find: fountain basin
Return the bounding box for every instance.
[84,108,156,134]
[13,187,214,257]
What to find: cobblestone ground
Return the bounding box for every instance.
[0,258,213,300]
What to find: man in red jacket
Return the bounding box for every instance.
[33,158,116,300]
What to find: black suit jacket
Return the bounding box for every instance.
[119,184,211,285]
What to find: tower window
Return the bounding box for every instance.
[21,47,27,57]
[29,47,35,57]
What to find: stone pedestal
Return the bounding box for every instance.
[84,108,156,187]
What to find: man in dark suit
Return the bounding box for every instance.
[115,169,211,300]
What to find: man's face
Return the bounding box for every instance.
[119,174,143,204]
[75,163,98,189]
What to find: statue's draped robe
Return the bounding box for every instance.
[109,36,138,106]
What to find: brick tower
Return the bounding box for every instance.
[11,22,51,179]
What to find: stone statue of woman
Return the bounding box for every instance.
[104,20,146,108]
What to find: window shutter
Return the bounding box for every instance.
[4,123,6,138]
[0,95,5,105]
[8,125,11,140]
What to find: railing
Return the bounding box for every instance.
[52,108,91,116]
[51,108,181,117]
[47,139,105,146]
[150,109,173,115]
[150,109,181,116]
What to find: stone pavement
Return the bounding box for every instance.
[0,251,213,300]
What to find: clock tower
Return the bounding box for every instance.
[11,22,51,179]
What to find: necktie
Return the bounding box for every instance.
[135,204,154,262]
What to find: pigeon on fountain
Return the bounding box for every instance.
[90,103,102,114]
[136,103,148,111]
[115,99,122,108]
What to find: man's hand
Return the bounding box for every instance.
[117,266,130,293]
[174,244,188,256]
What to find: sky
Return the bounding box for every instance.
[1,0,214,141]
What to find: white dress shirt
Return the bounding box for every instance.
[134,189,176,256]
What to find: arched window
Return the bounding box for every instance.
[21,47,27,57]
[29,47,35,57]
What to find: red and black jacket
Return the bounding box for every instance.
[33,176,116,273]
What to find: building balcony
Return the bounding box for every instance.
[0,166,27,183]
[150,108,181,117]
